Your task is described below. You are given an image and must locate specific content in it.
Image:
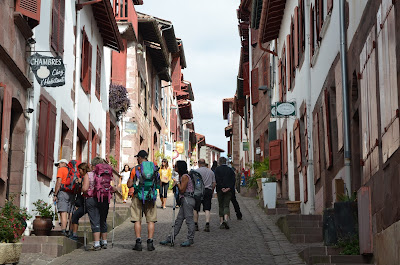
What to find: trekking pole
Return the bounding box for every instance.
[112,192,116,248]
[84,197,87,251]
[171,187,177,247]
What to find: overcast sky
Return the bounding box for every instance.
[136,1,240,154]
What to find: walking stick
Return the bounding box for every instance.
[112,193,116,248]
[171,187,177,247]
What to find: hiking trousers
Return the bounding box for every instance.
[217,191,232,217]
[173,196,195,241]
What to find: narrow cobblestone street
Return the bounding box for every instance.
[20,194,304,265]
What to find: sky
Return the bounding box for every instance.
[136,1,241,154]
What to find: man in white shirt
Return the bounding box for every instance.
[193,159,216,232]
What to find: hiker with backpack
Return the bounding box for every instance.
[215,157,236,229]
[160,160,196,247]
[193,159,216,232]
[127,150,160,251]
[82,157,115,251]
[53,159,80,236]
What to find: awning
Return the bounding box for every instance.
[181,81,194,101]
[91,0,124,51]
[196,133,206,147]
[258,0,287,43]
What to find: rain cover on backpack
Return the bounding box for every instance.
[134,161,160,204]
[93,163,113,203]
[61,160,81,193]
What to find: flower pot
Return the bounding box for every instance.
[32,216,53,236]
[0,242,22,264]
[262,180,277,209]
[286,201,301,214]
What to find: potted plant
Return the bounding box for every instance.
[0,197,32,264]
[261,176,277,209]
[252,158,271,192]
[32,199,54,236]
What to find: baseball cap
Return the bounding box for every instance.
[54,159,69,166]
[134,150,148,158]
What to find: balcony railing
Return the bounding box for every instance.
[112,0,138,37]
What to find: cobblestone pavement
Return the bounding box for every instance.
[20,194,304,265]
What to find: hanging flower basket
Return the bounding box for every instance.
[109,83,131,121]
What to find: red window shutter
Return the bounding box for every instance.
[299,0,305,52]
[303,166,308,203]
[46,103,57,178]
[59,0,65,53]
[251,68,259,105]
[286,34,291,91]
[313,111,321,183]
[242,62,250,96]
[269,139,282,180]
[318,0,323,36]
[283,131,288,175]
[15,0,41,23]
[304,107,309,158]
[37,97,49,176]
[171,57,181,92]
[294,119,302,169]
[251,28,258,46]
[0,87,12,182]
[81,30,87,90]
[228,140,231,155]
[327,0,333,14]
[51,1,59,51]
[294,7,299,68]
[92,133,97,161]
[278,59,283,101]
[310,5,314,65]
[322,89,332,168]
[96,47,101,99]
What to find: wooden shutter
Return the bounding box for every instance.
[322,89,332,168]
[243,62,250,96]
[304,106,309,158]
[310,5,314,65]
[46,103,57,178]
[87,42,92,94]
[91,132,97,162]
[286,34,291,91]
[313,111,321,183]
[378,5,399,163]
[81,30,87,90]
[283,130,288,175]
[294,119,302,169]
[269,139,282,180]
[171,57,181,92]
[96,47,101,99]
[15,0,41,23]
[278,59,283,101]
[37,97,49,176]
[318,0,323,37]
[51,0,59,51]
[260,134,265,160]
[335,62,343,151]
[59,0,65,52]
[251,28,258,46]
[251,68,259,105]
[327,0,333,14]
[358,187,373,254]
[0,87,12,182]
[299,0,305,52]
[303,167,308,203]
[294,7,299,67]
[111,39,127,86]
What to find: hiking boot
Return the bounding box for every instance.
[147,239,155,251]
[68,234,79,241]
[89,245,101,251]
[180,239,193,247]
[223,221,230,229]
[132,239,142,251]
[195,223,199,231]
[159,237,172,246]
[219,223,225,229]
[61,230,69,237]
[204,224,210,232]
[237,213,243,220]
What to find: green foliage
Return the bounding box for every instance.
[246,157,273,188]
[0,197,32,243]
[109,155,118,169]
[32,199,54,219]
[337,191,357,202]
[154,151,170,166]
[335,234,360,255]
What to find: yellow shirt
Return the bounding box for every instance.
[160,168,172,183]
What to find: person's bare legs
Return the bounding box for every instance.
[194,210,199,223]
[60,212,68,230]
[93,232,100,242]
[147,222,155,239]
[101,233,107,240]
[205,210,211,223]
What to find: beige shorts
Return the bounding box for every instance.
[130,197,157,223]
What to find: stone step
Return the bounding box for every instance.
[311,255,372,264]
[287,220,323,228]
[299,247,342,263]
[290,234,323,244]
[22,236,82,257]
[315,264,372,265]
[265,208,290,215]
[286,214,323,222]
[289,227,323,235]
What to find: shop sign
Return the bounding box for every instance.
[176,141,184,154]
[276,102,296,116]
[124,122,138,134]
[243,142,249,151]
[28,53,65,87]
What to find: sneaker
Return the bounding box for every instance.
[219,223,225,229]
[237,213,243,220]
[61,230,68,237]
[223,221,230,229]
[147,239,155,251]
[180,240,193,247]
[159,237,172,245]
[195,223,199,231]
[204,224,210,232]
[132,239,142,251]
[101,243,108,249]
[89,245,101,251]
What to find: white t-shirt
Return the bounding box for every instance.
[121,171,130,185]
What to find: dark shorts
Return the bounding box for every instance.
[194,188,213,212]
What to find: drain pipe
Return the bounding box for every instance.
[72,3,82,160]
[306,0,315,214]
[339,0,352,195]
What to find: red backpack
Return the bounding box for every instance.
[93,163,114,203]
[61,160,81,193]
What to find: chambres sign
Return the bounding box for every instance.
[28,53,65,87]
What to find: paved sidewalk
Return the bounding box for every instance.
[20,193,304,265]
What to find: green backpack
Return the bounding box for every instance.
[133,161,160,204]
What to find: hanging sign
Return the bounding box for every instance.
[271,103,277,118]
[243,142,249,151]
[28,53,65,87]
[276,102,296,116]
[176,141,185,154]
[124,122,138,134]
